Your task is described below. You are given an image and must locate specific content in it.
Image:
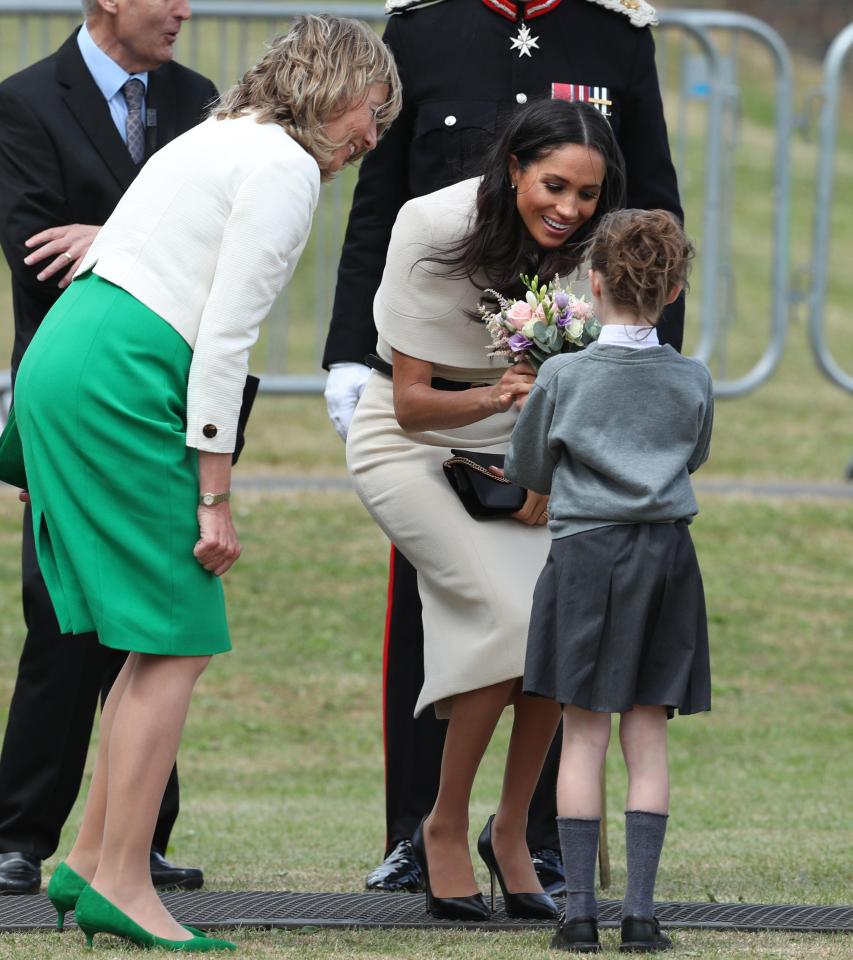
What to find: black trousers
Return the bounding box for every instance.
[383,547,561,855]
[0,509,178,860]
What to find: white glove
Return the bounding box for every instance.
[324,362,372,440]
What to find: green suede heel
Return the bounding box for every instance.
[74,885,235,951]
[46,862,89,932]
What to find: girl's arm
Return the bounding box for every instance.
[687,381,714,474]
[504,382,559,495]
[391,349,535,433]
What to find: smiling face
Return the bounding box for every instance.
[509,144,606,250]
[92,0,192,73]
[323,83,389,172]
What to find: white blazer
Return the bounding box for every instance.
[78,113,320,453]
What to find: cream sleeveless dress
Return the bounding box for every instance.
[346,178,551,718]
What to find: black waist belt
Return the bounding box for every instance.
[364,353,473,392]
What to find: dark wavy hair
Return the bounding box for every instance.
[425,98,626,293]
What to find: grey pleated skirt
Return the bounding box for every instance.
[523,521,711,717]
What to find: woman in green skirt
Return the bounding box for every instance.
[8,15,400,952]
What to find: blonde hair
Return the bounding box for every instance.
[589,209,695,322]
[213,15,401,180]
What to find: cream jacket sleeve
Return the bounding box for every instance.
[186,156,318,452]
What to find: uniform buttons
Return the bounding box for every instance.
[444,115,457,126]
[516,93,528,104]
[202,423,218,438]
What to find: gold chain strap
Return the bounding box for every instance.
[443,456,512,484]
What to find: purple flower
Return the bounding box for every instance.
[556,312,570,329]
[554,291,570,310]
[508,332,533,353]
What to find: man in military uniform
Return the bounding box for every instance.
[324,0,683,893]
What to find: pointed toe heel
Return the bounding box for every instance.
[46,862,89,932]
[74,885,236,951]
[477,815,558,920]
[411,819,490,921]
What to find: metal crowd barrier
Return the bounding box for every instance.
[0,2,846,406]
[809,21,853,396]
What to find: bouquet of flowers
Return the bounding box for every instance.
[480,273,600,370]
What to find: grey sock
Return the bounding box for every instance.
[557,816,600,921]
[623,810,668,919]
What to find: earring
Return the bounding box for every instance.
[510,182,517,192]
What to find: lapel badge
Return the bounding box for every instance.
[551,83,612,118]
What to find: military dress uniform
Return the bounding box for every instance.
[324,0,682,892]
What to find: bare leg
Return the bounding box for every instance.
[491,685,562,893]
[64,653,137,881]
[619,706,669,813]
[423,679,514,898]
[556,705,613,818]
[89,653,210,941]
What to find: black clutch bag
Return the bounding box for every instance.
[232,374,260,466]
[442,449,526,520]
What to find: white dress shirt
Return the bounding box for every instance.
[78,114,320,452]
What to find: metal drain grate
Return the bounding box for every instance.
[0,892,849,934]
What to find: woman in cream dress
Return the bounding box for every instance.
[348,99,626,919]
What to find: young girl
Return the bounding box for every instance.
[504,209,713,954]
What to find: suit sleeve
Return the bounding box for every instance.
[322,16,415,368]
[619,28,685,351]
[504,381,559,495]
[0,87,69,308]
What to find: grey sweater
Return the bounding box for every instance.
[504,343,714,539]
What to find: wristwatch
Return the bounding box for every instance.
[199,491,231,507]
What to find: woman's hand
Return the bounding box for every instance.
[488,360,537,413]
[194,501,241,576]
[512,490,549,526]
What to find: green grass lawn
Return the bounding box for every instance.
[0,485,849,959]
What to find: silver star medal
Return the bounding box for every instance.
[510,23,540,59]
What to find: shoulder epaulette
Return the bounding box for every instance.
[385,0,451,14]
[582,0,658,28]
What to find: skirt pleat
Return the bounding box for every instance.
[523,522,710,717]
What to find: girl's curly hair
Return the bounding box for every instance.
[589,209,695,323]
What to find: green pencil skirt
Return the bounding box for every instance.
[13,272,231,656]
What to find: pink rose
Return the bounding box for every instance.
[506,300,533,329]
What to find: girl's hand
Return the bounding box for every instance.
[194,502,241,576]
[512,490,549,526]
[488,360,537,412]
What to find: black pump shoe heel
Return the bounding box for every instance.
[476,815,559,919]
[410,818,490,921]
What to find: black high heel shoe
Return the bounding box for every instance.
[410,818,490,921]
[477,815,558,919]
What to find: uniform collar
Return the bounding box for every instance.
[481,0,563,23]
[598,324,660,348]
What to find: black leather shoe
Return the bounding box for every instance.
[365,840,424,893]
[530,847,566,897]
[411,819,490,921]
[477,816,558,919]
[550,913,601,953]
[620,915,673,952]
[0,852,41,895]
[149,851,204,891]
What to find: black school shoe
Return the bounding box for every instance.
[550,913,601,953]
[620,915,673,952]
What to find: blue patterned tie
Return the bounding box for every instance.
[122,78,145,164]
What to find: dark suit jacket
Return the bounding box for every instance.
[325,0,685,367]
[0,30,217,374]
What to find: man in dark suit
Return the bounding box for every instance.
[0,0,217,895]
[324,0,683,893]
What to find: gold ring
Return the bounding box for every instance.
[62,252,73,263]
